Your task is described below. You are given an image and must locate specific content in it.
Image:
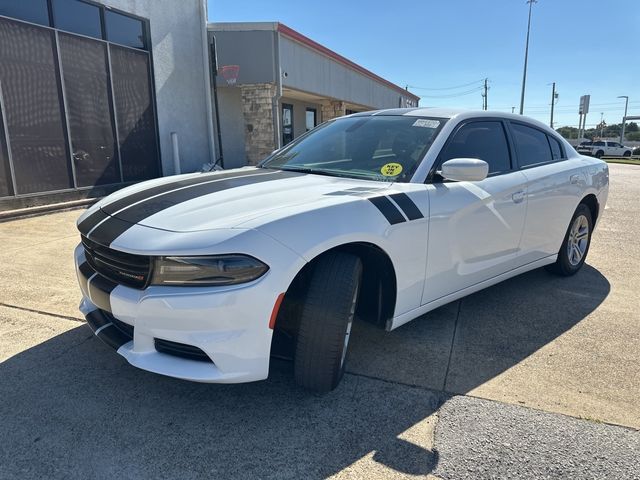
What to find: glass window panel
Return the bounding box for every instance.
[105,10,145,49]
[52,0,102,39]
[109,45,159,182]
[0,0,49,26]
[59,33,120,187]
[548,135,563,160]
[0,18,73,194]
[511,123,553,167]
[441,121,511,174]
[0,96,13,196]
[305,109,316,131]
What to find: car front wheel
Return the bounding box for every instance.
[595,150,604,158]
[294,251,362,392]
[546,204,593,276]
[623,150,631,157]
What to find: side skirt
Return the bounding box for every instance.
[387,255,557,331]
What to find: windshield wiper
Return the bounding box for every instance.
[276,166,349,178]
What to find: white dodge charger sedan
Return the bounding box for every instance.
[75,108,609,392]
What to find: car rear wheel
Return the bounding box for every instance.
[294,251,362,392]
[546,204,592,276]
[595,150,604,158]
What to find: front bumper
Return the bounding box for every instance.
[75,244,289,383]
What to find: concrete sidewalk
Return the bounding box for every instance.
[0,164,638,478]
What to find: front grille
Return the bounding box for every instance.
[154,338,213,363]
[82,235,151,289]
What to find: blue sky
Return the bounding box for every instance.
[208,0,640,129]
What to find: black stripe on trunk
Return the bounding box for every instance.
[367,196,406,225]
[388,192,424,220]
[89,170,302,246]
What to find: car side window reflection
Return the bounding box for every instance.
[439,121,511,174]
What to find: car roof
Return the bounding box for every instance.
[347,107,560,136]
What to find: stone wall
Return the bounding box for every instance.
[240,83,277,165]
[321,100,346,122]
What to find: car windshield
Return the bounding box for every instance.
[261,116,445,182]
[580,141,593,146]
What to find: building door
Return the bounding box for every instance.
[0,3,160,200]
[282,103,294,145]
[305,108,316,131]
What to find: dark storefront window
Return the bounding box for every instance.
[110,45,158,181]
[105,10,145,49]
[0,3,159,199]
[52,0,102,39]
[0,100,12,196]
[0,0,50,27]
[0,18,73,194]
[59,33,120,187]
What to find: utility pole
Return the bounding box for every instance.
[512,106,515,114]
[600,112,604,138]
[482,78,488,110]
[549,82,556,128]
[519,0,537,114]
[618,95,629,143]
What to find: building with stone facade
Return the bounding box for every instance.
[209,22,420,168]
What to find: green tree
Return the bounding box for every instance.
[627,122,639,133]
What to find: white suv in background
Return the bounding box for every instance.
[577,141,632,158]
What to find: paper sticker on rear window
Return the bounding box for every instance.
[412,119,440,128]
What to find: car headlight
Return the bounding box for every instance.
[150,255,269,286]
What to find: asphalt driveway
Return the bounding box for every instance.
[0,164,638,479]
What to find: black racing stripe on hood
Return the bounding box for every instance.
[78,169,264,234]
[88,170,303,246]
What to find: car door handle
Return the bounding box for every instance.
[512,190,526,203]
[570,174,581,185]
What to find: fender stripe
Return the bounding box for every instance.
[367,196,406,225]
[87,170,302,246]
[388,192,424,220]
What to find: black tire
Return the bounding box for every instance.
[545,204,593,276]
[623,150,631,157]
[294,251,362,392]
[595,150,604,158]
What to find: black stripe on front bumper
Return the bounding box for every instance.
[85,310,132,351]
[88,274,118,312]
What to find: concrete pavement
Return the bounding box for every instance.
[0,163,638,478]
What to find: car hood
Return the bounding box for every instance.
[95,167,391,233]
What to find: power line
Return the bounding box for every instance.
[407,78,485,91]
[418,86,484,99]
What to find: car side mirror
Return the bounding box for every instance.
[439,158,489,182]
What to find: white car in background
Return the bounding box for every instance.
[577,140,632,158]
[75,108,609,392]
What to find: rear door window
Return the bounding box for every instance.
[511,123,553,168]
[548,135,564,160]
[439,121,511,174]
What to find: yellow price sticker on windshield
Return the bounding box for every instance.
[380,163,403,177]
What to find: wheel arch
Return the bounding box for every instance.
[274,241,398,335]
[580,193,599,225]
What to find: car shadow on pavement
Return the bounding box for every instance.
[0,265,610,479]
